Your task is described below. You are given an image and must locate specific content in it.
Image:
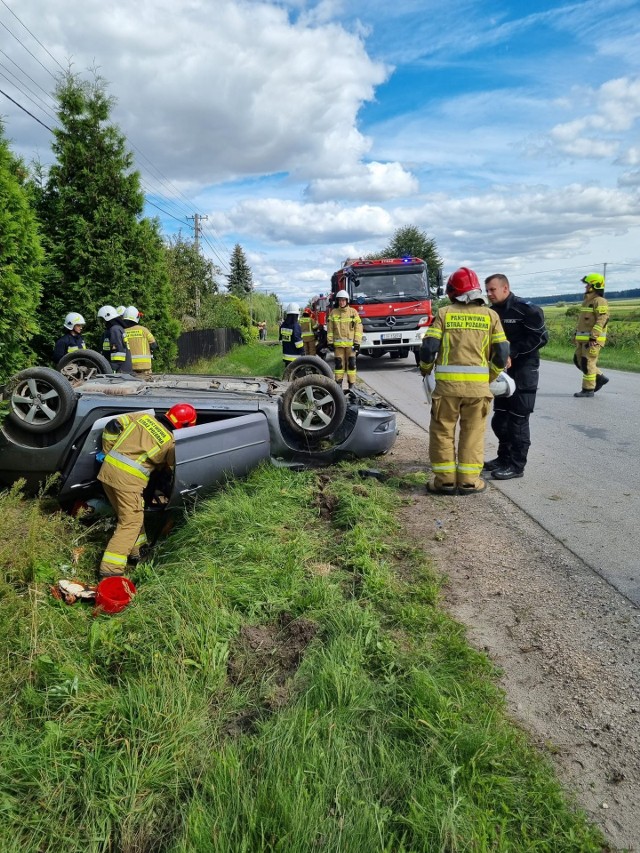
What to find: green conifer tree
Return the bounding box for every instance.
[33,72,178,366]
[0,124,44,378]
[226,243,254,297]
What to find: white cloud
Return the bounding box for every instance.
[306,161,418,201]
[211,198,394,243]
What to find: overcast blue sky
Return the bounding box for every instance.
[2,0,639,304]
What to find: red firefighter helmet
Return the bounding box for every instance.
[446,267,481,298]
[166,403,197,429]
[303,307,312,315]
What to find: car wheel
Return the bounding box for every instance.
[5,367,77,433]
[282,356,334,382]
[281,375,347,439]
[57,348,111,381]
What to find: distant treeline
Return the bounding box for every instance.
[530,288,640,305]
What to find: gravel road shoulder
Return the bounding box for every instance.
[383,412,640,852]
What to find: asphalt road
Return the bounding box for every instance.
[356,354,640,607]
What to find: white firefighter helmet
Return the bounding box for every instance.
[489,371,516,397]
[335,289,349,300]
[116,305,126,316]
[64,312,85,330]
[122,305,141,322]
[97,305,119,322]
[285,302,300,315]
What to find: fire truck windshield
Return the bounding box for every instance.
[351,268,428,302]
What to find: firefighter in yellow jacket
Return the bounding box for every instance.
[97,403,197,577]
[573,273,610,398]
[420,267,509,496]
[122,306,157,376]
[327,289,363,388]
[300,307,318,355]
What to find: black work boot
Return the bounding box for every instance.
[492,466,524,480]
[574,389,595,398]
[594,375,609,393]
[483,457,503,472]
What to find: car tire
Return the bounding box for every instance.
[5,367,77,434]
[282,355,334,381]
[281,375,347,439]
[56,348,111,380]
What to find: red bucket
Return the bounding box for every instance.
[95,576,137,614]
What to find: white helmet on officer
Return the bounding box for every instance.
[285,302,300,315]
[489,372,516,397]
[97,305,119,322]
[122,305,141,322]
[64,312,85,330]
[335,289,349,301]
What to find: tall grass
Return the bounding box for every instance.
[180,340,284,377]
[0,466,604,851]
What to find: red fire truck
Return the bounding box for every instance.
[329,257,443,363]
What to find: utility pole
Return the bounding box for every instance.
[188,213,208,318]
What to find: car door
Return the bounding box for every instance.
[57,410,158,505]
[168,412,271,508]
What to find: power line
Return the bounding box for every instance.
[0,64,57,121]
[0,0,66,73]
[0,86,53,131]
[0,47,57,104]
[0,18,57,80]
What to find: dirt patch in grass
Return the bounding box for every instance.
[224,613,319,734]
[382,413,640,853]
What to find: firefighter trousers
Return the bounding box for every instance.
[429,396,491,488]
[303,339,317,356]
[573,342,603,391]
[333,346,356,386]
[99,484,147,577]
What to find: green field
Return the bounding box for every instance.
[543,296,640,371]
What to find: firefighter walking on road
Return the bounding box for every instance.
[97,403,197,577]
[279,303,304,365]
[122,306,158,376]
[327,289,363,388]
[573,273,610,398]
[420,268,509,496]
[300,307,318,355]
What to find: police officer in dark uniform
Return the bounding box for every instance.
[484,274,549,480]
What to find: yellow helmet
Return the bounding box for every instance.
[581,273,605,290]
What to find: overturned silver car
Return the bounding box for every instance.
[0,353,397,511]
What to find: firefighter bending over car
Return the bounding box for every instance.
[573,273,610,398]
[97,403,197,578]
[420,267,509,496]
[327,289,363,388]
[300,307,318,355]
[122,305,158,376]
[279,303,304,364]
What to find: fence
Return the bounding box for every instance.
[176,328,243,367]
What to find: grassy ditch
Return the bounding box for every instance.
[181,340,284,377]
[0,465,605,852]
[543,300,640,372]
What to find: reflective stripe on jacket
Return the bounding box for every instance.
[124,324,156,370]
[575,293,609,344]
[327,307,363,347]
[419,302,509,398]
[279,321,304,361]
[102,323,133,373]
[98,411,175,493]
[53,332,86,363]
[299,316,316,340]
